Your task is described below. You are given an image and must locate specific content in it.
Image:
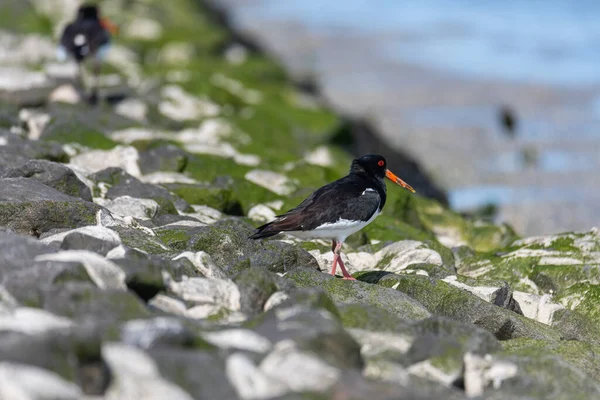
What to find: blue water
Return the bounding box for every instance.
[242,0,600,86]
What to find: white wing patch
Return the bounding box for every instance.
[74,34,87,46]
[361,188,376,195]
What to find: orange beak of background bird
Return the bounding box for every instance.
[100,18,119,35]
[385,169,416,193]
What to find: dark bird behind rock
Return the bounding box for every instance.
[250,154,416,280]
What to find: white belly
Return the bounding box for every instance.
[288,210,380,242]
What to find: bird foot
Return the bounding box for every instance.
[342,276,356,281]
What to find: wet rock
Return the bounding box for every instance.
[386,274,561,340]
[287,269,431,322]
[1,159,92,201]
[184,219,319,275]
[0,178,101,236]
[233,268,279,315]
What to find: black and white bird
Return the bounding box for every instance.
[249,155,415,280]
[58,4,117,103]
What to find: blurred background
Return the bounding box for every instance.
[215,0,600,236]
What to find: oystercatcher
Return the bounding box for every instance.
[250,155,415,280]
[58,4,117,103]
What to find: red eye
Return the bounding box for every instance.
[378,160,384,167]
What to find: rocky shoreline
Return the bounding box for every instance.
[1,0,600,399]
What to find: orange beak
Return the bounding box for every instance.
[385,169,416,193]
[101,18,119,35]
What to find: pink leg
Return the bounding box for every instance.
[330,240,355,280]
[329,240,339,276]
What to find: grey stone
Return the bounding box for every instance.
[1,159,92,201]
[233,267,279,315]
[0,362,82,400]
[382,274,561,341]
[0,178,101,236]
[184,218,320,276]
[286,269,431,322]
[0,231,58,279]
[148,347,239,400]
[90,167,190,214]
[138,143,188,175]
[120,317,195,349]
[251,303,363,371]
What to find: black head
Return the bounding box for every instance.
[77,4,100,20]
[350,154,416,193]
[350,154,387,180]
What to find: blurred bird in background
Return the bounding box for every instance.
[57,4,118,104]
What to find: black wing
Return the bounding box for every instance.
[249,175,381,239]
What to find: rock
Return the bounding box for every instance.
[90,167,189,214]
[260,342,342,393]
[0,307,73,335]
[386,274,561,341]
[40,225,121,255]
[167,276,241,319]
[123,17,163,40]
[100,196,160,219]
[49,84,81,104]
[109,225,172,255]
[233,268,279,315]
[19,108,50,140]
[402,318,502,386]
[149,347,239,400]
[264,291,290,311]
[44,282,150,326]
[120,317,195,349]
[0,178,101,236]
[0,230,58,277]
[244,169,296,196]
[226,352,287,399]
[0,362,82,400]
[1,159,93,201]
[463,353,518,397]
[442,275,523,315]
[184,219,320,276]
[159,85,220,120]
[252,301,362,371]
[286,269,431,322]
[248,204,277,223]
[137,143,187,175]
[164,178,243,215]
[0,131,68,168]
[484,354,600,399]
[35,250,127,291]
[102,343,195,400]
[0,67,54,105]
[172,251,228,279]
[202,329,273,354]
[70,146,142,177]
[0,328,108,394]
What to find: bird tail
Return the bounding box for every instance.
[248,222,281,240]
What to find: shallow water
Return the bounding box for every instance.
[218,0,600,235]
